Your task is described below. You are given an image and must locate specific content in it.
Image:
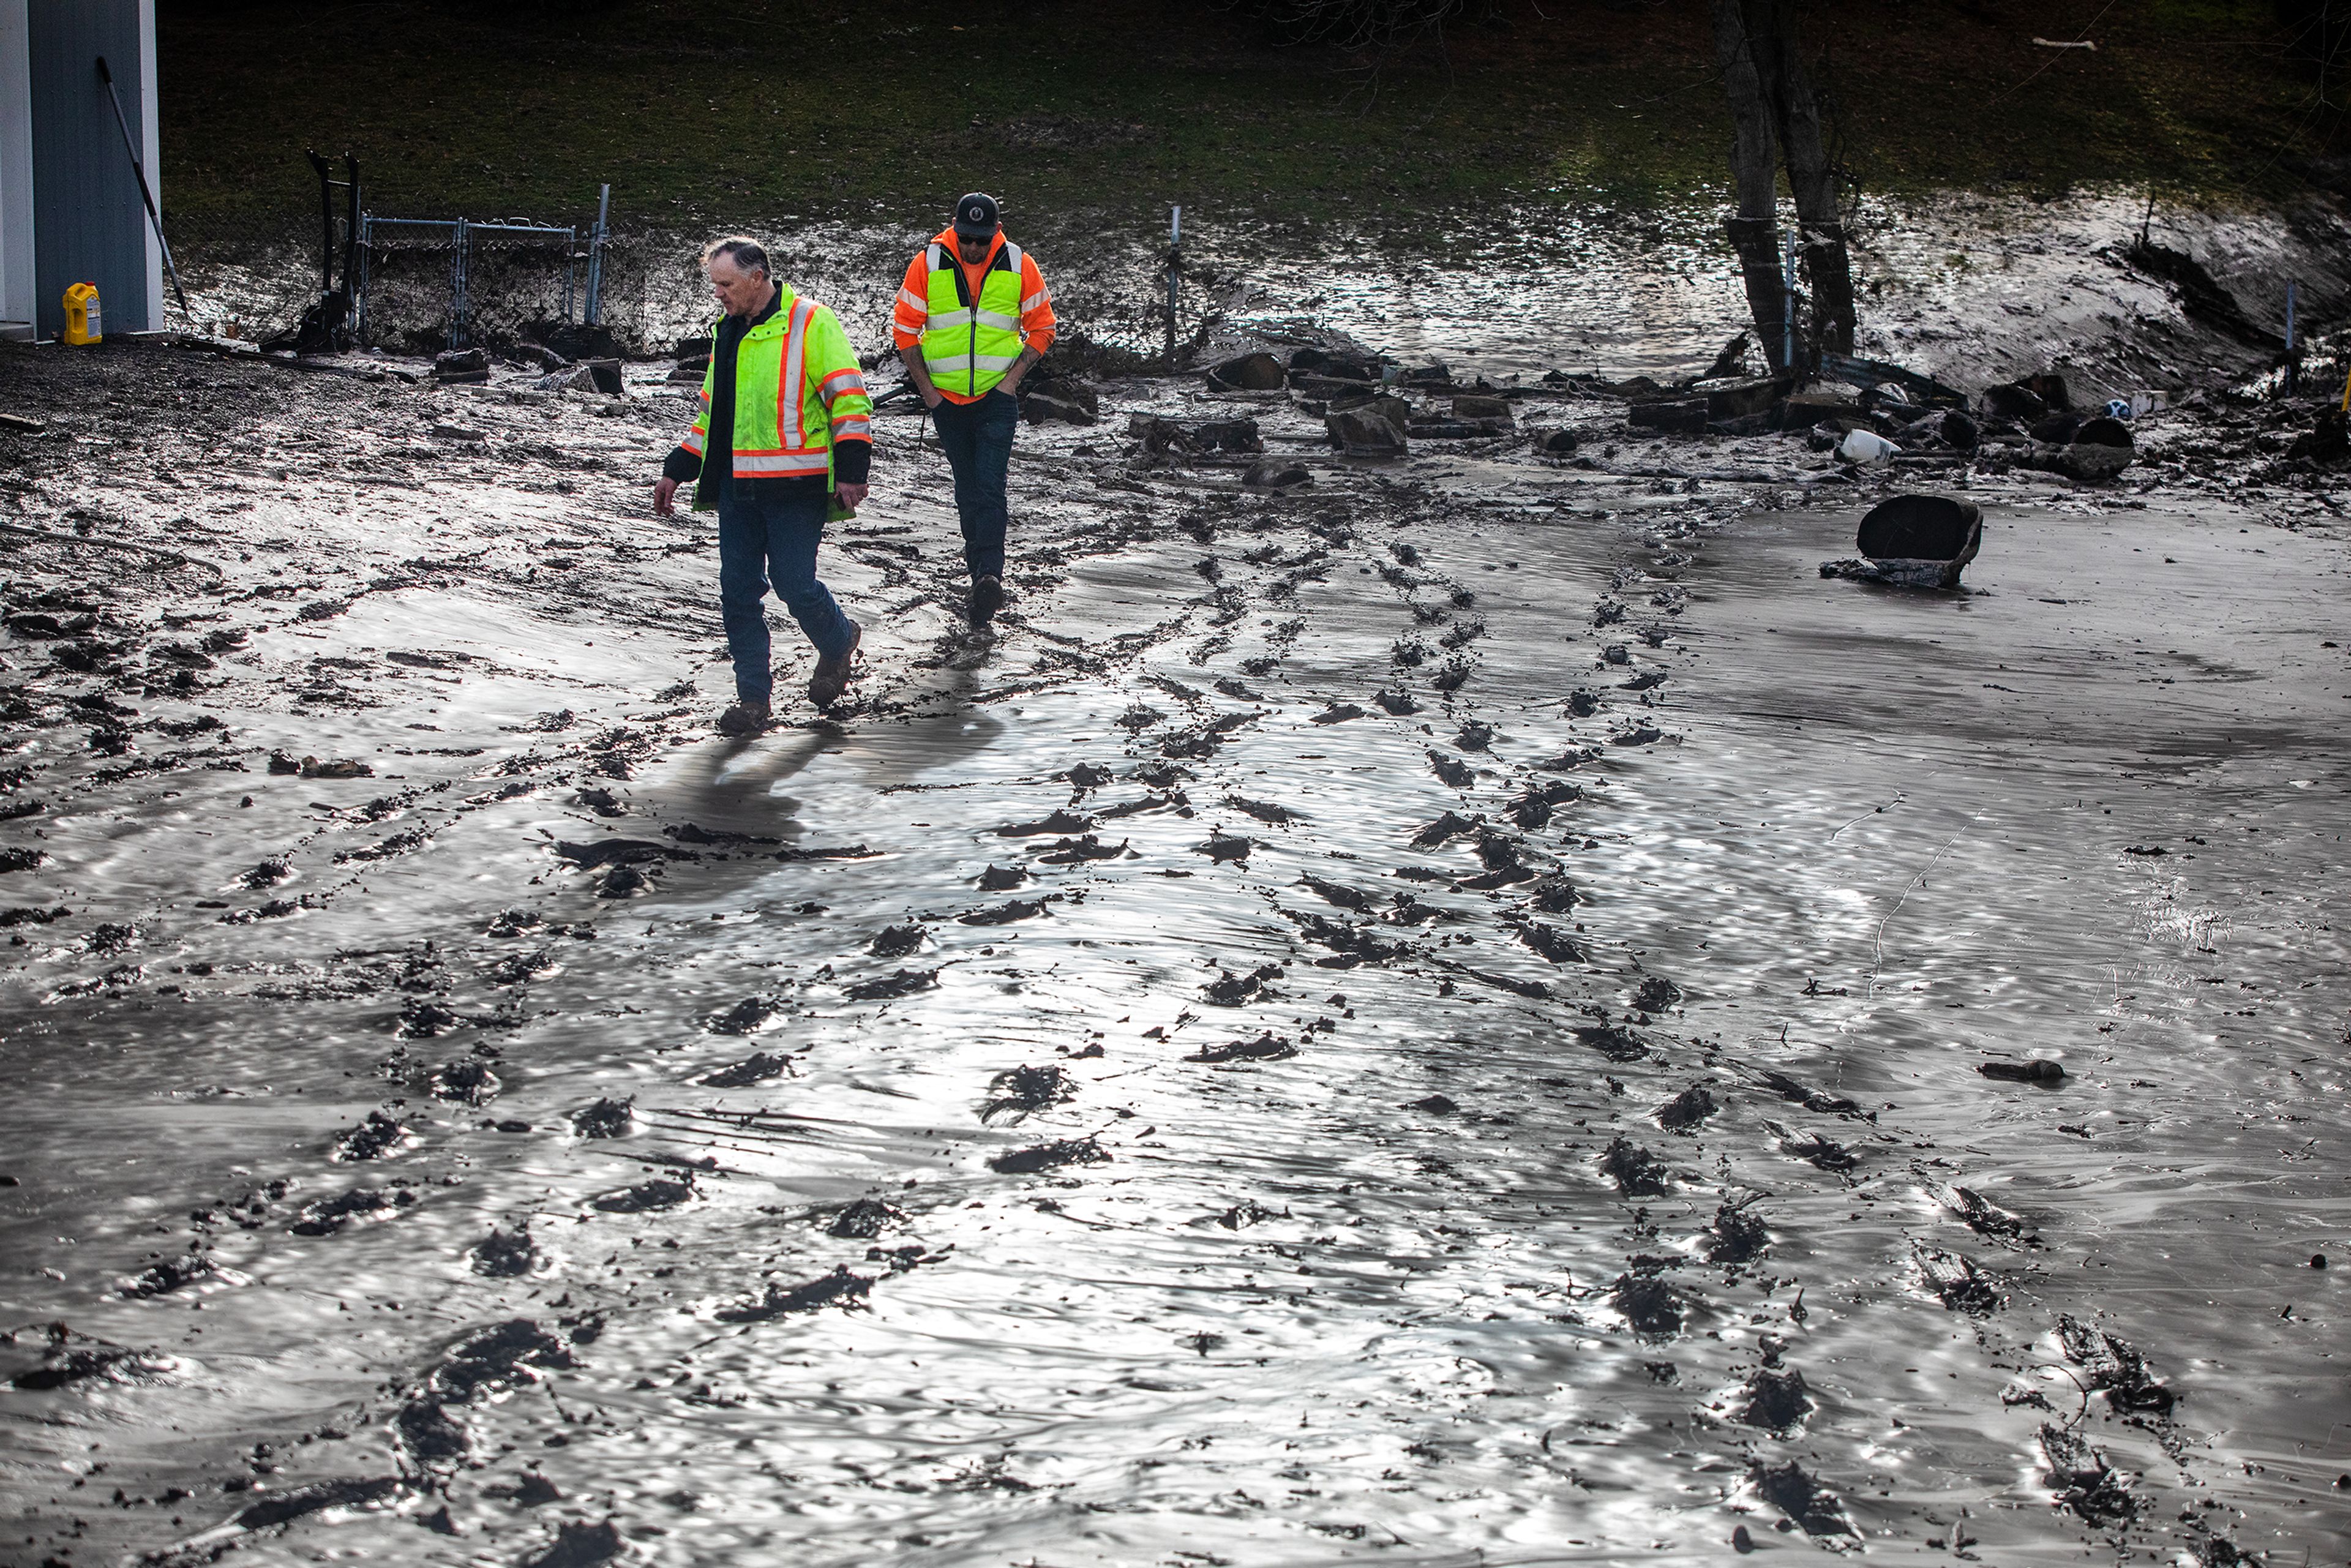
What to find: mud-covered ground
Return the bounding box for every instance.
[2,252,2349,1568]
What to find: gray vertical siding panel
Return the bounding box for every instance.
[29,0,152,337]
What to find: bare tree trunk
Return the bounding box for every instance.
[1753,0,1856,357]
[1711,0,1856,368]
[1712,0,1790,372]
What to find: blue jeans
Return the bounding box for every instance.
[715,474,853,704]
[931,388,1019,579]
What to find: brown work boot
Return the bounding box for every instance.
[715,699,770,737]
[969,573,1005,629]
[808,619,862,710]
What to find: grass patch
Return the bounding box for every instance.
[161,0,2344,244]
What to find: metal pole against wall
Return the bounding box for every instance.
[584,184,610,328]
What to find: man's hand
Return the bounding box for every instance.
[834,482,868,512]
[919,385,943,410]
[653,476,680,517]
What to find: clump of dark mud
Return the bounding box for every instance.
[569,1097,635,1138]
[331,1109,409,1161]
[983,1063,1078,1121]
[988,1137,1110,1174]
[825,1198,907,1239]
[2041,1422,2139,1525]
[1656,1084,1718,1131]
[1599,1136,1674,1195]
[714,1265,874,1322]
[1736,1367,1813,1430]
[471,1225,538,1278]
[2057,1313,2175,1414]
[1752,1458,1854,1537]
[700,1051,792,1087]
[1611,1269,1685,1335]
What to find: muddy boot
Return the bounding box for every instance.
[715,699,770,737]
[808,619,862,710]
[969,574,1005,631]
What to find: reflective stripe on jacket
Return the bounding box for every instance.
[681,286,871,506]
[892,230,1056,403]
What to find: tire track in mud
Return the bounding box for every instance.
[0,340,2313,1567]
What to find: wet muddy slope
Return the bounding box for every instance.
[1,321,2347,1568]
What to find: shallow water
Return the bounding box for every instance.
[4,252,2350,1568]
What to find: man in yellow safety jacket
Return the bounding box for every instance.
[655,236,873,733]
[893,192,1057,631]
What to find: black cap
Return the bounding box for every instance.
[952,192,1001,239]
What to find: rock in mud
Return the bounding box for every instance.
[1206,352,1285,392]
[844,967,941,1002]
[977,863,1029,890]
[0,846,48,874]
[569,1098,634,1138]
[988,1136,1111,1174]
[1736,1367,1813,1430]
[1657,1084,1719,1131]
[700,1051,791,1088]
[715,1265,874,1322]
[590,1174,695,1214]
[1709,1200,1771,1263]
[1599,1136,1674,1196]
[1327,401,1409,457]
[1610,1270,1684,1335]
[299,756,373,779]
[1243,458,1311,489]
[471,1226,538,1278]
[2041,1422,2137,1525]
[524,1518,625,1568]
[868,923,928,958]
[1309,702,1365,725]
[1203,964,1281,1005]
[332,1109,410,1162]
[1752,1459,1855,1537]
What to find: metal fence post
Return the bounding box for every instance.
[584,183,610,328]
[451,216,469,348]
[354,213,372,343]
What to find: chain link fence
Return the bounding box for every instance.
[164,196,1204,370]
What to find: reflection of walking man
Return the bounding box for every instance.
[654,237,872,734]
[893,193,1057,631]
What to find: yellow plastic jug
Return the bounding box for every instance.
[62,283,101,346]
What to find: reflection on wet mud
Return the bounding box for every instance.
[3,211,2349,1567]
